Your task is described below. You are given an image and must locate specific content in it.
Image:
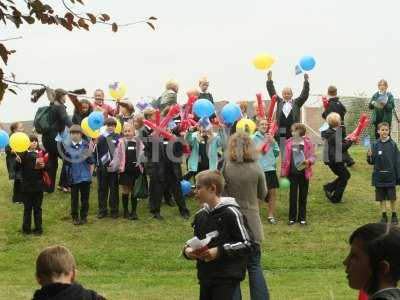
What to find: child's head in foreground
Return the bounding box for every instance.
[291,123,307,138]
[328,86,338,97]
[36,245,76,286]
[194,170,225,204]
[378,79,388,94]
[343,223,400,295]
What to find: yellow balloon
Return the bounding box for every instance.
[9,132,30,152]
[81,117,100,139]
[253,53,275,71]
[236,119,256,135]
[114,118,122,134]
[109,82,127,101]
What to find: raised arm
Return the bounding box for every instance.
[266,70,277,98]
[294,73,310,108]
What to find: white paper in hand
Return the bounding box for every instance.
[186,231,219,254]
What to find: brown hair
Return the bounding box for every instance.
[377,122,390,130]
[196,170,225,196]
[239,101,248,113]
[29,134,39,143]
[10,122,22,134]
[104,117,117,126]
[378,79,388,87]
[291,123,307,137]
[134,114,144,129]
[36,246,76,283]
[328,86,337,97]
[228,132,257,163]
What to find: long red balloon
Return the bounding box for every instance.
[267,95,277,124]
[256,93,265,118]
[346,113,369,141]
[160,104,181,128]
[261,122,278,154]
[143,119,176,141]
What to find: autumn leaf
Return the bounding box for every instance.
[22,15,35,24]
[78,18,89,30]
[0,43,10,64]
[86,13,96,24]
[100,13,110,21]
[146,22,155,30]
[112,22,118,32]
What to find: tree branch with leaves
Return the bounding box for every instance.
[0,0,157,103]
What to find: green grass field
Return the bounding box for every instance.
[0,147,386,299]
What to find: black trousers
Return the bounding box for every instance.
[22,191,43,232]
[12,179,23,203]
[200,282,239,300]
[46,152,59,193]
[71,181,91,219]
[288,173,309,222]
[97,168,119,215]
[149,165,188,215]
[58,161,70,189]
[326,162,351,203]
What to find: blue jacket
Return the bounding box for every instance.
[252,131,279,172]
[64,140,94,184]
[186,131,221,172]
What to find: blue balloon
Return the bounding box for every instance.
[220,103,242,125]
[181,180,193,196]
[0,130,9,149]
[88,111,104,130]
[193,99,215,118]
[299,56,316,71]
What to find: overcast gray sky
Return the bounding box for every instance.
[0,0,398,122]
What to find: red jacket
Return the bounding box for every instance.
[281,136,316,180]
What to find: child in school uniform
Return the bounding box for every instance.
[322,86,354,167]
[198,77,214,103]
[281,123,315,225]
[94,117,121,219]
[369,79,395,139]
[115,122,143,220]
[253,119,280,224]
[17,134,47,235]
[322,112,354,204]
[184,124,222,181]
[367,122,400,225]
[6,122,24,203]
[183,170,254,300]
[117,100,135,128]
[63,125,94,225]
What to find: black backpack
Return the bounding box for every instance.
[34,106,51,134]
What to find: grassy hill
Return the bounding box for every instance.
[0,146,386,299]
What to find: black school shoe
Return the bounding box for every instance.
[392,214,399,225]
[380,215,388,224]
[288,220,296,226]
[323,185,333,201]
[180,210,190,220]
[152,212,164,220]
[80,218,88,225]
[111,213,119,219]
[129,212,138,220]
[97,212,107,219]
[73,219,80,226]
[32,228,43,236]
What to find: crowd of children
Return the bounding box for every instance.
[3,75,399,239]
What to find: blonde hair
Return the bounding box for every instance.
[239,101,248,113]
[166,79,179,91]
[143,108,156,120]
[228,132,258,163]
[196,170,225,196]
[199,76,209,85]
[326,112,341,127]
[36,246,76,283]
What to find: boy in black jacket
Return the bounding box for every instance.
[32,245,106,300]
[322,112,353,204]
[94,117,121,219]
[17,134,46,235]
[183,170,253,300]
[367,122,400,225]
[322,86,354,167]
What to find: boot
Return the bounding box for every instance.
[130,196,138,220]
[122,194,129,219]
